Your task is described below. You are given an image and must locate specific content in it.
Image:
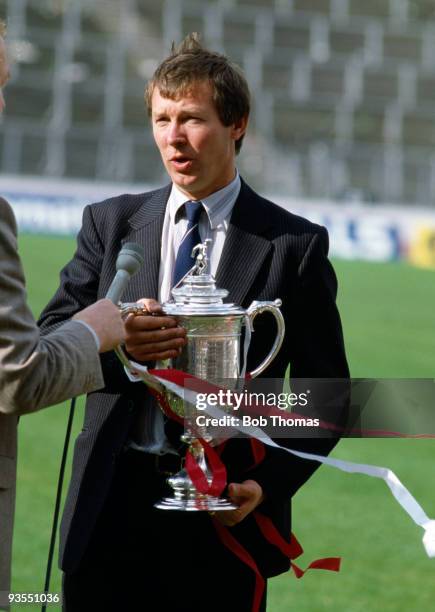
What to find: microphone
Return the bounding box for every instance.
[106,242,144,304]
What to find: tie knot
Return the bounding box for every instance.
[184,200,203,224]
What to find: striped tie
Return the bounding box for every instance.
[172,200,203,287]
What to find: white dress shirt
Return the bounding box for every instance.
[158,171,241,303]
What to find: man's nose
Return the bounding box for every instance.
[167,121,185,145]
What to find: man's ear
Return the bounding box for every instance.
[231,115,249,142]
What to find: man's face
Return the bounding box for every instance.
[151,80,247,200]
[0,36,10,113]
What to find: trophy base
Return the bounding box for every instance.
[154,495,237,512]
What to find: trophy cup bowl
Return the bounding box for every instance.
[119,242,285,511]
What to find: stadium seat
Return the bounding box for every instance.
[80,9,104,35]
[72,44,106,81]
[352,107,385,143]
[348,0,391,20]
[222,12,256,46]
[12,37,56,81]
[293,0,331,16]
[64,132,98,179]
[329,27,365,56]
[310,60,346,102]
[123,86,148,129]
[362,68,398,104]
[261,54,292,92]
[4,82,52,120]
[234,0,274,7]
[402,157,426,203]
[132,139,166,183]
[273,21,311,53]
[416,74,435,109]
[383,32,422,63]
[408,0,435,22]
[71,83,105,126]
[137,1,166,29]
[181,13,204,40]
[21,132,47,175]
[341,147,381,199]
[25,1,64,32]
[273,101,336,146]
[402,112,435,147]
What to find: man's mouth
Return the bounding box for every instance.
[169,156,194,171]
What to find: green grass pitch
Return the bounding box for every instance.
[10,234,435,611]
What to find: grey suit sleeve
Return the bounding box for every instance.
[0,198,104,415]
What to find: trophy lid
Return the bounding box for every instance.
[163,240,245,316]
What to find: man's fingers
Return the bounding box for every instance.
[213,480,264,527]
[228,483,243,503]
[213,508,243,527]
[122,299,187,362]
[126,337,186,354]
[228,482,253,505]
[125,327,186,345]
[125,314,179,331]
[137,298,164,314]
[129,349,181,361]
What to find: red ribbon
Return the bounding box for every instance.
[149,368,342,612]
[247,438,266,471]
[253,511,341,578]
[185,438,227,498]
[148,387,184,425]
[211,511,340,612]
[212,518,266,612]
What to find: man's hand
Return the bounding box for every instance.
[214,480,264,527]
[73,298,126,352]
[124,298,187,362]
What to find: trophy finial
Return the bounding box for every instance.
[191,239,212,275]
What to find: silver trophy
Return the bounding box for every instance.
[120,241,285,511]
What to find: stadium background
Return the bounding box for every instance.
[0,0,434,610]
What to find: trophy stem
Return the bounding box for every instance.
[154,437,237,511]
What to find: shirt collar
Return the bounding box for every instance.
[169,170,241,229]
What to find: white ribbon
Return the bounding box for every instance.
[125,362,435,559]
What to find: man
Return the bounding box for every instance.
[0,21,125,610]
[39,34,349,611]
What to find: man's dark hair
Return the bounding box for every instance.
[145,32,250,154]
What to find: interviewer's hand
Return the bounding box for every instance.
[124,298,187,362]
[73,298,125,352]
[214,480,264,527]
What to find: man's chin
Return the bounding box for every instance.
[171,174,202,195]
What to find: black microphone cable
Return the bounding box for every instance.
[41,240,144,611]
[41,397,76,612]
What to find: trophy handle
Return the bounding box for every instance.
[246,299,285,378]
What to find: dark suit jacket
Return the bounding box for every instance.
[38,179,349,578]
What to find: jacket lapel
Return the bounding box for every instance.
[216,180,272,307]
[122,185,171,301]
